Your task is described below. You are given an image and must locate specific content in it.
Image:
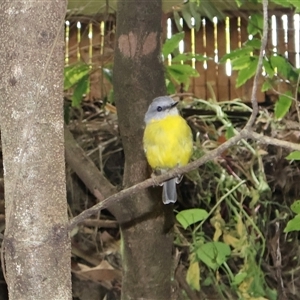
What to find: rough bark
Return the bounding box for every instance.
[0,1,71,299]
[113,0,174,299]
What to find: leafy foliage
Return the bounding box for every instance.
[285,214,300,233]
[64,63,90,107]
[274,91,293,119]
[286,151,300,160]
[163,32,208,93]
[176,208,208,229]
[172,98,281,299]
[64,32,207,105]
[247,13,264,36]
[220,8,300,119]
[195,242,231,271]
[162,32,185,57]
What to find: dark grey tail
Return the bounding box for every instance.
[162,178,177,204]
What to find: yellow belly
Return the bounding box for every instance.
[143,115,193,170]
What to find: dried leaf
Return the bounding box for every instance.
[75,260,122,282]
[186,261,200,291]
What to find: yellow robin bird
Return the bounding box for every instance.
[143,96,193,204]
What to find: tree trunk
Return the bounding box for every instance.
[0,1,71,299]
[113,0,174,299]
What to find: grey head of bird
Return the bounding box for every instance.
[144,96,179,124]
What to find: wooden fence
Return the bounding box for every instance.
[65,12,300,102]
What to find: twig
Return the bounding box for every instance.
[248,131,300,150]
[82,219,118,228]
[244,0,268,130]
[269,222,287,300]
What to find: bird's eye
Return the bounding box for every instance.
[157,106,162,112]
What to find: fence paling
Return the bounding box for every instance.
[217,20,230,102]
[194,20,206,100]
[65,13,300,102]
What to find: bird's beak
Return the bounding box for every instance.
[170,101,178,108]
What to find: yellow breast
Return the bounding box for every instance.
[143,115,193,170]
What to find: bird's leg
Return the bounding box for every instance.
[175,175,183,184]
[151,172,164,187]
[174,164,183,184]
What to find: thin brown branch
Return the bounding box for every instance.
[81,219,118,228]
[248,131,300,150]
[244,0,268,130]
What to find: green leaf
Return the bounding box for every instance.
[286,151,300,160]
[194,54,209,62]
[257,173,271,194]
[231,55,252,70]
[64,63,90,90]
[195,242,231,271]
[172,53,207,63]
[181,5,193,29]
[291,200,300,214]
[236,57,258,87]
[172,53,194,63]
[166,80,176,94]
[189,1,200,20]
[284,214,300,233]
[232,271,247,286]
[71,74,90,107]
[243,38,261,49]
[261,80,272,92]
[274,91,292,119]
[186,261,200,291]
[173,10,183,31]
[186,1,204,30]
[225,124,235,139]
[190,2,202,31]
[263,59,275,78]
[270,55,293,79]
[247,13,263,36]
[176,208,208,229]
[248,269,268,296]
[168,64,199,78]
[102,67,113,84]
[220,47,252,63]
[167,64,199,89]
[271,0,292,8]
[289,0,300,11]
[265,287,278,300]
[202,276,213,286]
[162,32,184,58]
[235,0,243,6]
[201,1,223,21]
